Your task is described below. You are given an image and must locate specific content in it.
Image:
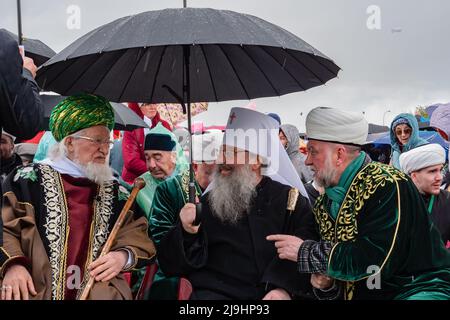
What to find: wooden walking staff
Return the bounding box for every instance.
[78,178,146,300]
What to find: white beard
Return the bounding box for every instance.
[77,161,114,184]
[208,165,258,224]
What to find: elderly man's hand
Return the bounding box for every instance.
[1,264,37,300]
[180,203,200,234]
[88,251,128,282]
[262,288,292,300]
[311,273,334,290]
[266,234,304,262]
[22,57,37,79]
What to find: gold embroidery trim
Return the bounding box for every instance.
[40,164,70,300]
[287,188,299,212]
[323,163,406,298]
[76,181,115,298]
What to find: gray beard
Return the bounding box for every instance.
[314,156,338,188]
[208,165,258,224]
[77,161,114,185]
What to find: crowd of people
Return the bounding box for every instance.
[1,28,450,301]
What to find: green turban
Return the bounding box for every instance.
[49,94,115,141]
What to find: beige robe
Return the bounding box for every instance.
[0,165,156,300]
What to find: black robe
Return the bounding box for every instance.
[423,190,450,246]
[158,176,318,300]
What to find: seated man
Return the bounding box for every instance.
[157,108,318,300]
[132,124,188,293]
[400,144,450,247]
[0,94,155,300]
[143,131,222,299]
[272,107,450,300]
[135,123,188,219]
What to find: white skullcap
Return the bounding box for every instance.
[399,143,446,174]
[306,107,368,145]
[192,130,223,162]
[2,131,16,143]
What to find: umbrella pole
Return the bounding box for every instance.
[184,45,195,203]
[16,0,23,45]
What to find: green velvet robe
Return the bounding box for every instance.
[313,162,450,300]
[146,170,201,299]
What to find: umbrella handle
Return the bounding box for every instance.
[188,183,196,203]
[193,203,202,226]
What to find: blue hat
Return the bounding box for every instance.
[267,113,281,125]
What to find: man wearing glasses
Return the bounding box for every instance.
[0,94,155,300]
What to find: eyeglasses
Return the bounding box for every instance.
[72,135,114,148]
[395,128,411,135]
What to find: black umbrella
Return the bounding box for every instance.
[2,29,56,66]
[37,7,340,202]
[39,94,148,131]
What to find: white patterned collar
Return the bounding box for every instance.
[39,156,86,178]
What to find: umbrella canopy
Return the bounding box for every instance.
[2,29,56,66]
[430,103,450,140]
[37,7,340,204]
[36,8,339,103]
[39,94,149,131]
[158,102,208,127]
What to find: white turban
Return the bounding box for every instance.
[399,143,446,174]
[192,130,223,162]
[306,107,368,145]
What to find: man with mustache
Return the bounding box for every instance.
[400,143,450,248]
[0,94,155,300]
[157,108,317,300]
[138,131,223,300]
[272,107,450,300]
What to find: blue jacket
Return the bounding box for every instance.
[390,113,428,169]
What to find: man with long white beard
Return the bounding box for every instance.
[157,108,318,300]
[0,94,155,300]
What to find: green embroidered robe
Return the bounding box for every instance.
[145,170,201,299]
[314,162,450,300]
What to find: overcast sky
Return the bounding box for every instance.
[1,0,449,131]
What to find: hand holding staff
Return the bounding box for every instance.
[78,178,146,300]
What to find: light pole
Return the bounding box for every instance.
[383,110,391,126]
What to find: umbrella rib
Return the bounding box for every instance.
[308,53,340,78]
[284,50,326,84]
[91,50,130,95]
[118,48,146,102]
[150,46,168,103]
[42,58,79,92]
[217,44,250,100]
[260,46,306,91]
[199,44,218,102]
[240,45,281,96]
[65,53,110,94]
